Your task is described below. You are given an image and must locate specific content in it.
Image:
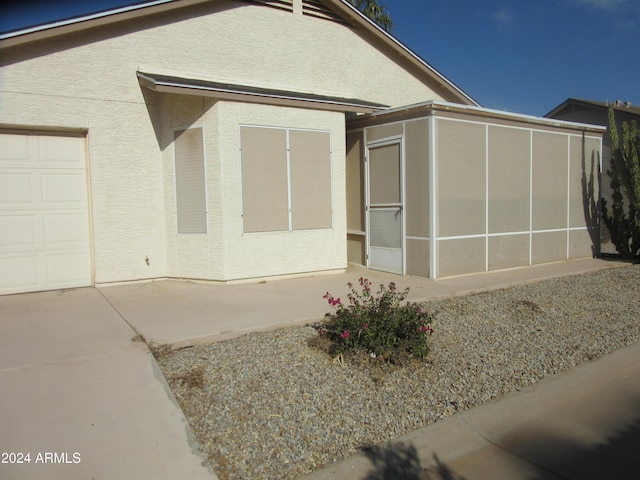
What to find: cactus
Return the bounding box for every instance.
[602,107,640,259]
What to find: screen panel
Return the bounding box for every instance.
[290,130,332,230]
[240,126,289,233]
[437,120,486,237]
[175,128,207,234]
[488,126,530,234]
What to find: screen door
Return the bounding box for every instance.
[366,140,403,274]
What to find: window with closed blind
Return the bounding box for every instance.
[174,127,207,234]
[240,126,332,233]
[240,126,289,233]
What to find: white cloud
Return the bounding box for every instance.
[490,8,513,24]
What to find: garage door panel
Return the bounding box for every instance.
[0,132,91,294]
[40,172,86,205]
[0,215,37,249]
[0,255,40,292]
[39,135,85,166]
[43,213,89,247]
[0,173,35,205]
[46,252,91,286]
[0,134,30,165]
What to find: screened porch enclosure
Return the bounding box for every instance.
[346,102,604,279]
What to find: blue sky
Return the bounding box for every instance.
[1,0,638,116]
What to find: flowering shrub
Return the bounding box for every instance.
[317,277,435,363]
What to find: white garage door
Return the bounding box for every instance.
[0,131,92,295]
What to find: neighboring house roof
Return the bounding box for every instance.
[545,98,640,121]
[0,0,479,107]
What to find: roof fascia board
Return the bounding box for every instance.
[0,0,210,48]
[326,0,479,107]
[137,71,387,113]
[354,100,606,132]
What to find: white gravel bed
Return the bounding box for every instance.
[155,264,640,480]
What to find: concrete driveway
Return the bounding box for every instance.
[0,288,216,480]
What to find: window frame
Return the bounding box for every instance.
[239,124,333,234]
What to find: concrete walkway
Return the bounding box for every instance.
[1,257,637,479]
[0,288,217,480]
[99,257,625,347]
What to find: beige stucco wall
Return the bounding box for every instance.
[148,96,346,281]
[0,0,448,284]
[216,102,347,280]
[155,93,226,280]
[154,1,446,108]
[0,73,166,285]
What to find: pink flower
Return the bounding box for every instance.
[359,277,371,291]
[323,292,341,307]
[340,330,350,339]
[319,328,327,337]
[362,323,369,330]
[419,325,435,334]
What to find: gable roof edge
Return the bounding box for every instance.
[326,0,479,107]
[1,0,480,108]
[0,0,211,48]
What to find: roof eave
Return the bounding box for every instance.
[0,0,209,49]
[137,71,388,113]
[349,100,607,133]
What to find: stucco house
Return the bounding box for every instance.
[0,0,604,295]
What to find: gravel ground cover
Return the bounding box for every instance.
[154,264,640,480]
